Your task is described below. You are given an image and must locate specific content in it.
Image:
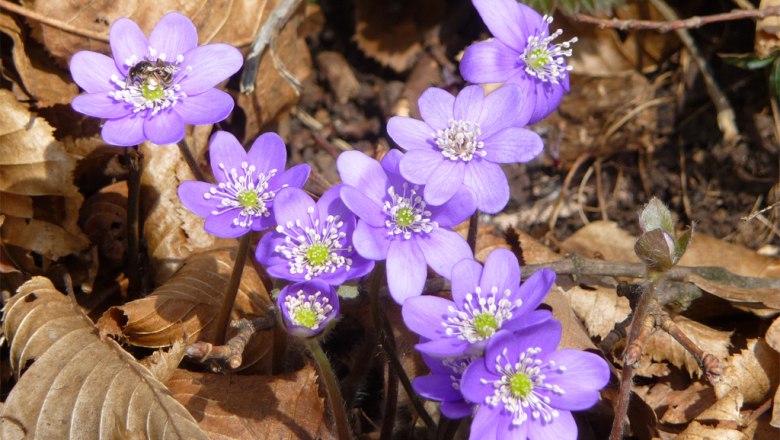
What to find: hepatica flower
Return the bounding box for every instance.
[460,0,578,124]
[461,323,610,440]
[69,13,242,146]
[387,85,543,213]
[403,248,555,357]
[177,131,310,238]
[337,150,474,303]
[413,353,477,419]
[277,280,340,338]
[256,186,374,285]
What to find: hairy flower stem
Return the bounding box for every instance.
[609,278,660,440]
[126,146,143,297]
[368,264,437,436]
[305,338,354,440]
[177,138,208,182]
[214,233,251,346]
[437,418,461,440]
[466,212,479,253]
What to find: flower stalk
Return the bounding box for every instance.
[126,146,143,296]
[177,138,208,182]
[214,233,251,346]
[304,338,354,440]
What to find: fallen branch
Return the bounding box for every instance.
[574,6,780,32]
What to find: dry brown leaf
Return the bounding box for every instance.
[0,89,88,260]
[167,365,329,440]
[696,387,743,425]
[547,286,599,351]
[768,317,780,428]
[561,221,639,262]
[643,315,731,379]
[0,12,78,106]
[644,382,716,425]
[97,246,272,368]
[756,0,780,58]
[0,277,207,440]
[79,181,128,268]
[675,420,747,440]
[715,338,778,405]
[561,284,630,339]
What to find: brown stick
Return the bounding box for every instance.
[186,316,275,370]
[0,0,110,42]
[214,233,252,345]
[574,6,780,32]
[126,147,143,297]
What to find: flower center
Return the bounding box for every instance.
[443,356,477,391]
[204,162,278,229]
[384,183,437,240]
[109,50,191,116]
[435,119,485,161]
[482,346,567,426]
[442,286,522,344]
[284,290,332,330]
[518,15,578,85]
[274,207,353,280]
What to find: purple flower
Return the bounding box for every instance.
[256,186,374,285]
[413,353,477,419]
[387,85,543,213]
[69,13,243,146]
[277,280,340,338]
[402,248,555,357]
[460,0,578,124]
[337,150,474,303]
[461,323,610,440]
[177,131,310,238]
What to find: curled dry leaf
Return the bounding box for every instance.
[756,0,780,58]
[547,286,600,352]
[0,277,207,440]
[561,284,630,339]
[767,317,780,427]
[167,365,330,440]
[675,420,748,440]
[97,246,272,368]
[79,181,128,268]
[715,338,778,405]
[643,315,731,379]
[0,89,88,261]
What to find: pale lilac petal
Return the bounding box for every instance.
[340,186,386,227]
[208,131,247,184]
[513,269,556,316]
[386,117,436,152]
[177,181,219,217]
[109,18,149,75]
[418,87,455,129]
[415,337,469,357]
[452,85,484,123]
[72,93,133,119]
[179,44,243,95]
[440,401,472,419]
[149,13,198,60]
[479,85,530,135]
[379,149,403,173]
[101,115,145,146]
[387,239,427,303]
[317,185,351,224]
[424,161,465,206]
[343,256,375,282]
[336,151,388,202]
[401,295,452,339]
[526,410,577,440]
[416,229,473,280]
[247,132,286,175]
[273,187,316,225]
[70,52,123,93]
[487,322,561,371]
[461,361,495,408]
[479,248,520,294]
[502,309,553,333]
[463,160,509,213]
[143,111,185,145]
[204,210,246,238]
[460,39,519,85]
[428,187,475,227]
[472,0,540,51]
[173,89,234,125]
[412,376,461,401]
[272,163,310,190]
[256,233,287,267]
[483,127,543,164]
[542,350,610,410]
[512,74,566,125]
[500,414,528,440]
[468,407,501,440]
[399,149,443,185]
[450,258,483,304]
[352,220,390,260]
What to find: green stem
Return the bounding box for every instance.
[177,138,208,182]
[126,146,142,297]
[214,233,251,346]
[466,212,479,254]
[305,339,353,440]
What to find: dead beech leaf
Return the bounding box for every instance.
[756,0,780,58]
[97,246,272,368]
[715,338,778,405]
[767,317,780,427]
[646,382,716,425]
[547,286,599,352]
[561,285,630,339]
[79,181,128,268]
[696,387,743,425]
[0,89,88,260]
[643,315,731,379]
[0,277,207,440]
[167,365,329,440]
[675,420,747,440]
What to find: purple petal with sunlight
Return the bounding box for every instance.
[352,221,390,260]
[177,181,219,217]
[101,115,145,146]
[72,93,133,119]
[483,127,543,164]
[463,160,509,213]
[450,258,483,305]
[526,410,577,440]
[340,186,386,227]
[387,239,427,302]
[70,52,122,93]
[513,268,556,316]
[416,228,472,279]
[401,295,452,340]
[472,0,539,51]
[143,110,185,145]
[478,85,527,136]
[273,187,316,225]
[204,210,245,238]
[399,149,443,185]
[479,248,520,294]
[386,117,436,151]
[418,87,455,129]
[337,151,389,202]
[428,187,475,227]
[424,161,465,206]
[247,132,287,176]
[109,18,149,75]
[208,131,248,184]
[173,89,234,125]
[452,85,485,123]
[179,44,243,95]
[149,13,198,60]
[412,376,461,401]
[542,350,610,410]
[460,39,519,85]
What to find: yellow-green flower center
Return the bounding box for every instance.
[472,312,498,338]
[141,83,165,101]
[509,373,533,398]
[236,189,260,209]
[306,243,329,266]
[395,206,415,227]
[528,47,551,69]
[292,308,319,328]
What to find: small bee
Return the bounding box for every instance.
[127,59,178,88]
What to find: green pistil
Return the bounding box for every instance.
[293,307,319,329]
[395,207,415,227]
[237,189,259,208]
[472,312,498,338]
[529,48,551,69]
[509,373,533,398]
[306,244,329,266]
[141,83,164,101]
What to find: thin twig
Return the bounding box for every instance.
[0,0,110,42]
[126,147,143,297]
[574,6,780,32]
[186,315,276,369]
[214,234,252,345]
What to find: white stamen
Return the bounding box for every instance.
[435,119,485,161]
[519,15,578,85]
[284,289,333,330]
[204,161,279,228]
[383,183,438,239]
[442,286,521,344]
